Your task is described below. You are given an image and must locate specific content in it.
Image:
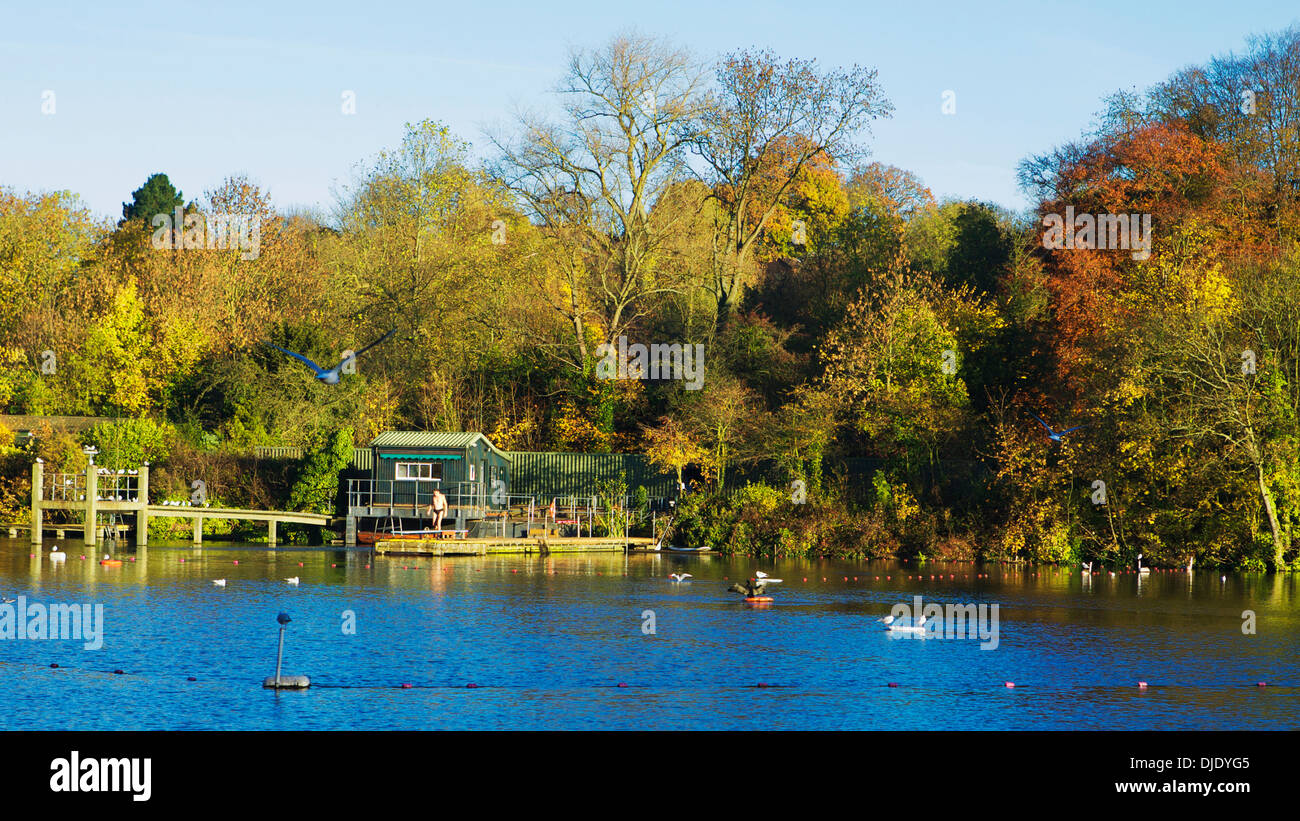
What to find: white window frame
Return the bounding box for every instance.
[395,462,437,481]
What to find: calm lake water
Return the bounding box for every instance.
[0,538,1296,730]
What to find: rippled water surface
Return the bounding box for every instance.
[1,539,1296,730]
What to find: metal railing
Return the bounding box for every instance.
[43,471,142,502]
[346,479,499,518]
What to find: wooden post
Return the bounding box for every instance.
[30,460,43,546]
[84,462,97,549]
[192,516,202,545]
[136,463,149,547]
[268,519,277,546]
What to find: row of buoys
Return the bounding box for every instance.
[38,656,1278,691]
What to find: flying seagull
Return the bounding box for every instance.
[270,328,396,384]
[668,573,692,582]
[1029,412,1086,443]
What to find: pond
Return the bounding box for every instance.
[0,539,1295,730]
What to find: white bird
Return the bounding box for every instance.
[285,577,300,585]
[1082,561,1092,574]
[754,571,784,584]
[1,595,15,604]
[50,547,66,562]
[888,615,928,634]
[668,573,692,582]
[1137,553,1150,575]
[212,579,226,587]
[878,615,899,629]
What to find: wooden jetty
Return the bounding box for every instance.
[28,460,329,548]
[373,535,657,556]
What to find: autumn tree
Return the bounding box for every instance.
[690,49,892,322]
[490,33,705,370]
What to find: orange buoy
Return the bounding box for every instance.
[744,596,774,603]
[99,559,123,567]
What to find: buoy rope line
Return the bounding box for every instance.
[1,660,1284,692]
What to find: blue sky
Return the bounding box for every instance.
[1,0,1296,221]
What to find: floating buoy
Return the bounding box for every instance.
[50,663,59,668]
[617,682,628,688]
[466,683,479,689]
[756,682,770,688]
[187,676,196,681]
[179,558,185,563]
[1257,681,1267,687]
[1005,682,1015,688]
[887,682,898,687]
[744,596,774,603]
[298,562,304,566]
[233,560,239,565]
[1138,681,1148,689]
[113,669,125,675]
[100,559,122,567]
[401,683,413,689]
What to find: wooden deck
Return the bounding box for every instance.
[373,536,657,556]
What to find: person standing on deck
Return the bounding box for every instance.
[427,488,448,532]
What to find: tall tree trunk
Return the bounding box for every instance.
[1256,462,1286,568]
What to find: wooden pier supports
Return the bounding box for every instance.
[84,461,97,548]
[136,464,149,547]
[30,460,43,546]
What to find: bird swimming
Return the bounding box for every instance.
[1,595,15,604]
[212,579,226,587]
[668,573,692,582]
[1082,561,1093,574]
[270,328,396,384]
[1029,412,1086,443]
[284,577,299,585]
[887,615,928,634]
[755,570,784,584]
[1136,553,1150,575]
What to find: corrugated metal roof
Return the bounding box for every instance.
[369,431,510,459]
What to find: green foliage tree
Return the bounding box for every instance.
[121,173,184,226]
[287,427,353,514]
